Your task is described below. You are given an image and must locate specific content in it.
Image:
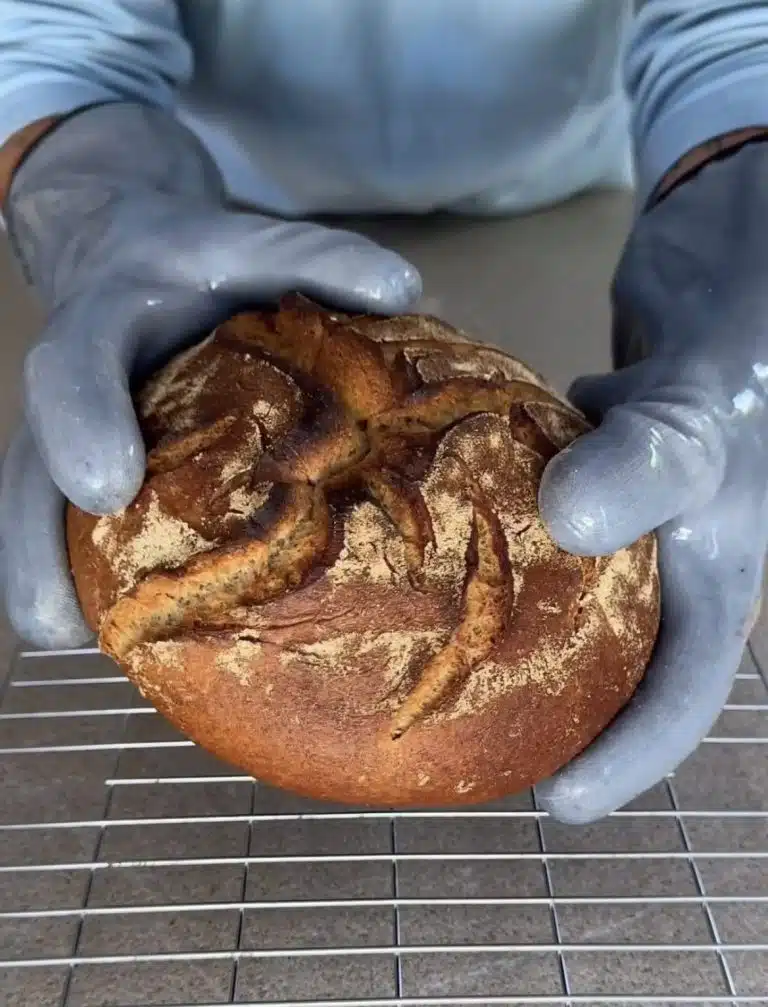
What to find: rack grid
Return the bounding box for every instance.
[1,643,766,1007]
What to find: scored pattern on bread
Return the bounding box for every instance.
[97,298,579,737]
[389,497,512,738]
[67,298,659,803]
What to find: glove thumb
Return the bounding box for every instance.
[538,372,726,555]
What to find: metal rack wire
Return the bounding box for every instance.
[1,644,766,1007]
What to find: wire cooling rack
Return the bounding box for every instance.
[0,643,766,1007]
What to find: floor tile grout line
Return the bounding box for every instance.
[390,816,404,1000]
[0,645,20,711]
[57,707,129,1007]
[664,778,740,1003]
[747,641,768,691]
[532,787,572,1003]
[228,778,256,1003]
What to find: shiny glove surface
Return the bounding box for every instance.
[537,142,768,823]
[0,103,420,648]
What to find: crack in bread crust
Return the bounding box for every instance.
[87,296,651,741]
[390,497,512,738]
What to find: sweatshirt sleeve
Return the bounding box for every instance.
[627,0,768,206]
[0,0,193,148]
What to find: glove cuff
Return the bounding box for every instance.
[5,103,226,305]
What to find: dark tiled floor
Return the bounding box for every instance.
[1,197,767,1005]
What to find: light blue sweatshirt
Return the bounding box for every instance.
[1,1,767,216]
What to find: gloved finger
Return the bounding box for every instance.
[25,280,232,515]
[166,212,423,313]
[0,425,91,649]
[567,363,650,421]
[24,291,151,516]
[538,398,726,555]
[536,507,761,823]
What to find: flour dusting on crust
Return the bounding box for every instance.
[92,491,216,594]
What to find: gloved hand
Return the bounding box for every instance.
[0,103,420,649]
[537,141,768,823]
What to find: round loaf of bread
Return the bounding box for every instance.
[67,296,659,806]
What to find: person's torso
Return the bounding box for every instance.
[176,0,634,217]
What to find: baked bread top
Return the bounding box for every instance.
[67,297,659,806]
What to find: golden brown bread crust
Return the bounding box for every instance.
[67,297,660,806]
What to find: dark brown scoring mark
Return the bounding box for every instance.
[572,556,603,636]
[363,468,435,590]
[507,404,561,461]
[390,499,512,739]
[146,415,239,475]
[372,378,556,438]
[101,484,330,660]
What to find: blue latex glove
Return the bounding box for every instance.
[0,103,420,649]
[537,141,768,823]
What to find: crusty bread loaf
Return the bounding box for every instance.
[67,296,659,806]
